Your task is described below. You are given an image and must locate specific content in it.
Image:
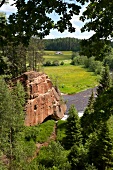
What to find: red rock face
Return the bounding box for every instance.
[12,71,66,126]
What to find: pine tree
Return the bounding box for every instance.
[86,122,113,170]
[65,105,82,150]
[81,90,95,142]
[68,143,87,170]
[0,78,26,169]
[97,65,111,96]
[27,38,44,71]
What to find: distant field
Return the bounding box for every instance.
[44,65,99,94]
[43,50,72,62]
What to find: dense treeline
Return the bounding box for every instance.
[44,38,81,51]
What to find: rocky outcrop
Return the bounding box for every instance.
[12,71,66,126]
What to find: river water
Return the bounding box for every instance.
[62,87,97,119]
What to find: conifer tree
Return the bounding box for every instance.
[0,78,26,169]
[68,143,87,170]
[65,105,82,150]
[86,122,113,170]
[97,65,111,96]
[81,90,95,142]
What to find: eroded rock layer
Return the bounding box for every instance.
[12,71,66,126]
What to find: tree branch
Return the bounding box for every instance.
[0,0,6,7]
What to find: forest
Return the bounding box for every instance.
[44,38,81,51]
[0,0,113,170]
[44,38,113,52]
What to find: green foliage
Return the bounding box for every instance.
[80,1,113,40]
[68,144,87,170]
[97,65,111,96]
[27,37,44,71]
[65,105,82,150]
[108,115,113,141]
[0,78,29,169]
[0,54,8,76]
[85,123,113,170]
[43,60,52,66]
[36,120,55,143]
[81,91,95,142]
[85,164,97,170]
[0,12,6,24]
[44,65,99,94]
[24,126,39,142]
[56,120,67,145]
[71,55,103,75]
[80,39,111,61]
[2,1,81,45]
[60,61,64,65]
[80,0,113,61]
[12,132,36,169]
[71,51,77,60]
[81,86,113,140]
[44,38,81,51]
[52,60,59,66]
[88,58,103,75]
[71,55,85,66]
[0,43,27,78]
[36,141,70,170]
[93,87,113,124]
[103,49,113,70]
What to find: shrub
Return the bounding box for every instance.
[57,120,67,145]
[36,120,55,143]
[60,61,64,65]
[88,57,103,74]
[52,60,59,66]
[104,55,113,70]
[43,60,52,66]
[71,55,88,66]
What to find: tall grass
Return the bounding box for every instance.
[44,65,99,94]
[36,120,55,143]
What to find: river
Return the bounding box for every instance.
[61,87,97,119]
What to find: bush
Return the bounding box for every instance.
[36,141,70,170]
[43,60,52,66]
[60,61,64,65]
[94,61,103,75]
[36,120,55,143]
[71,56,88,66]
[104,55,113,70]
[72,56,103,75]
[57,120,67,145]
[52,60,59,66]
[88,57,103,74]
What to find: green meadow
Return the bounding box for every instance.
[43,50,72,63]
[44,65,99,94]
[43,50,99,94]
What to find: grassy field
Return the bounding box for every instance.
[43,50,72,63]
[44,64,99,94]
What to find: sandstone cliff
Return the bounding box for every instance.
[12,71,66,126]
